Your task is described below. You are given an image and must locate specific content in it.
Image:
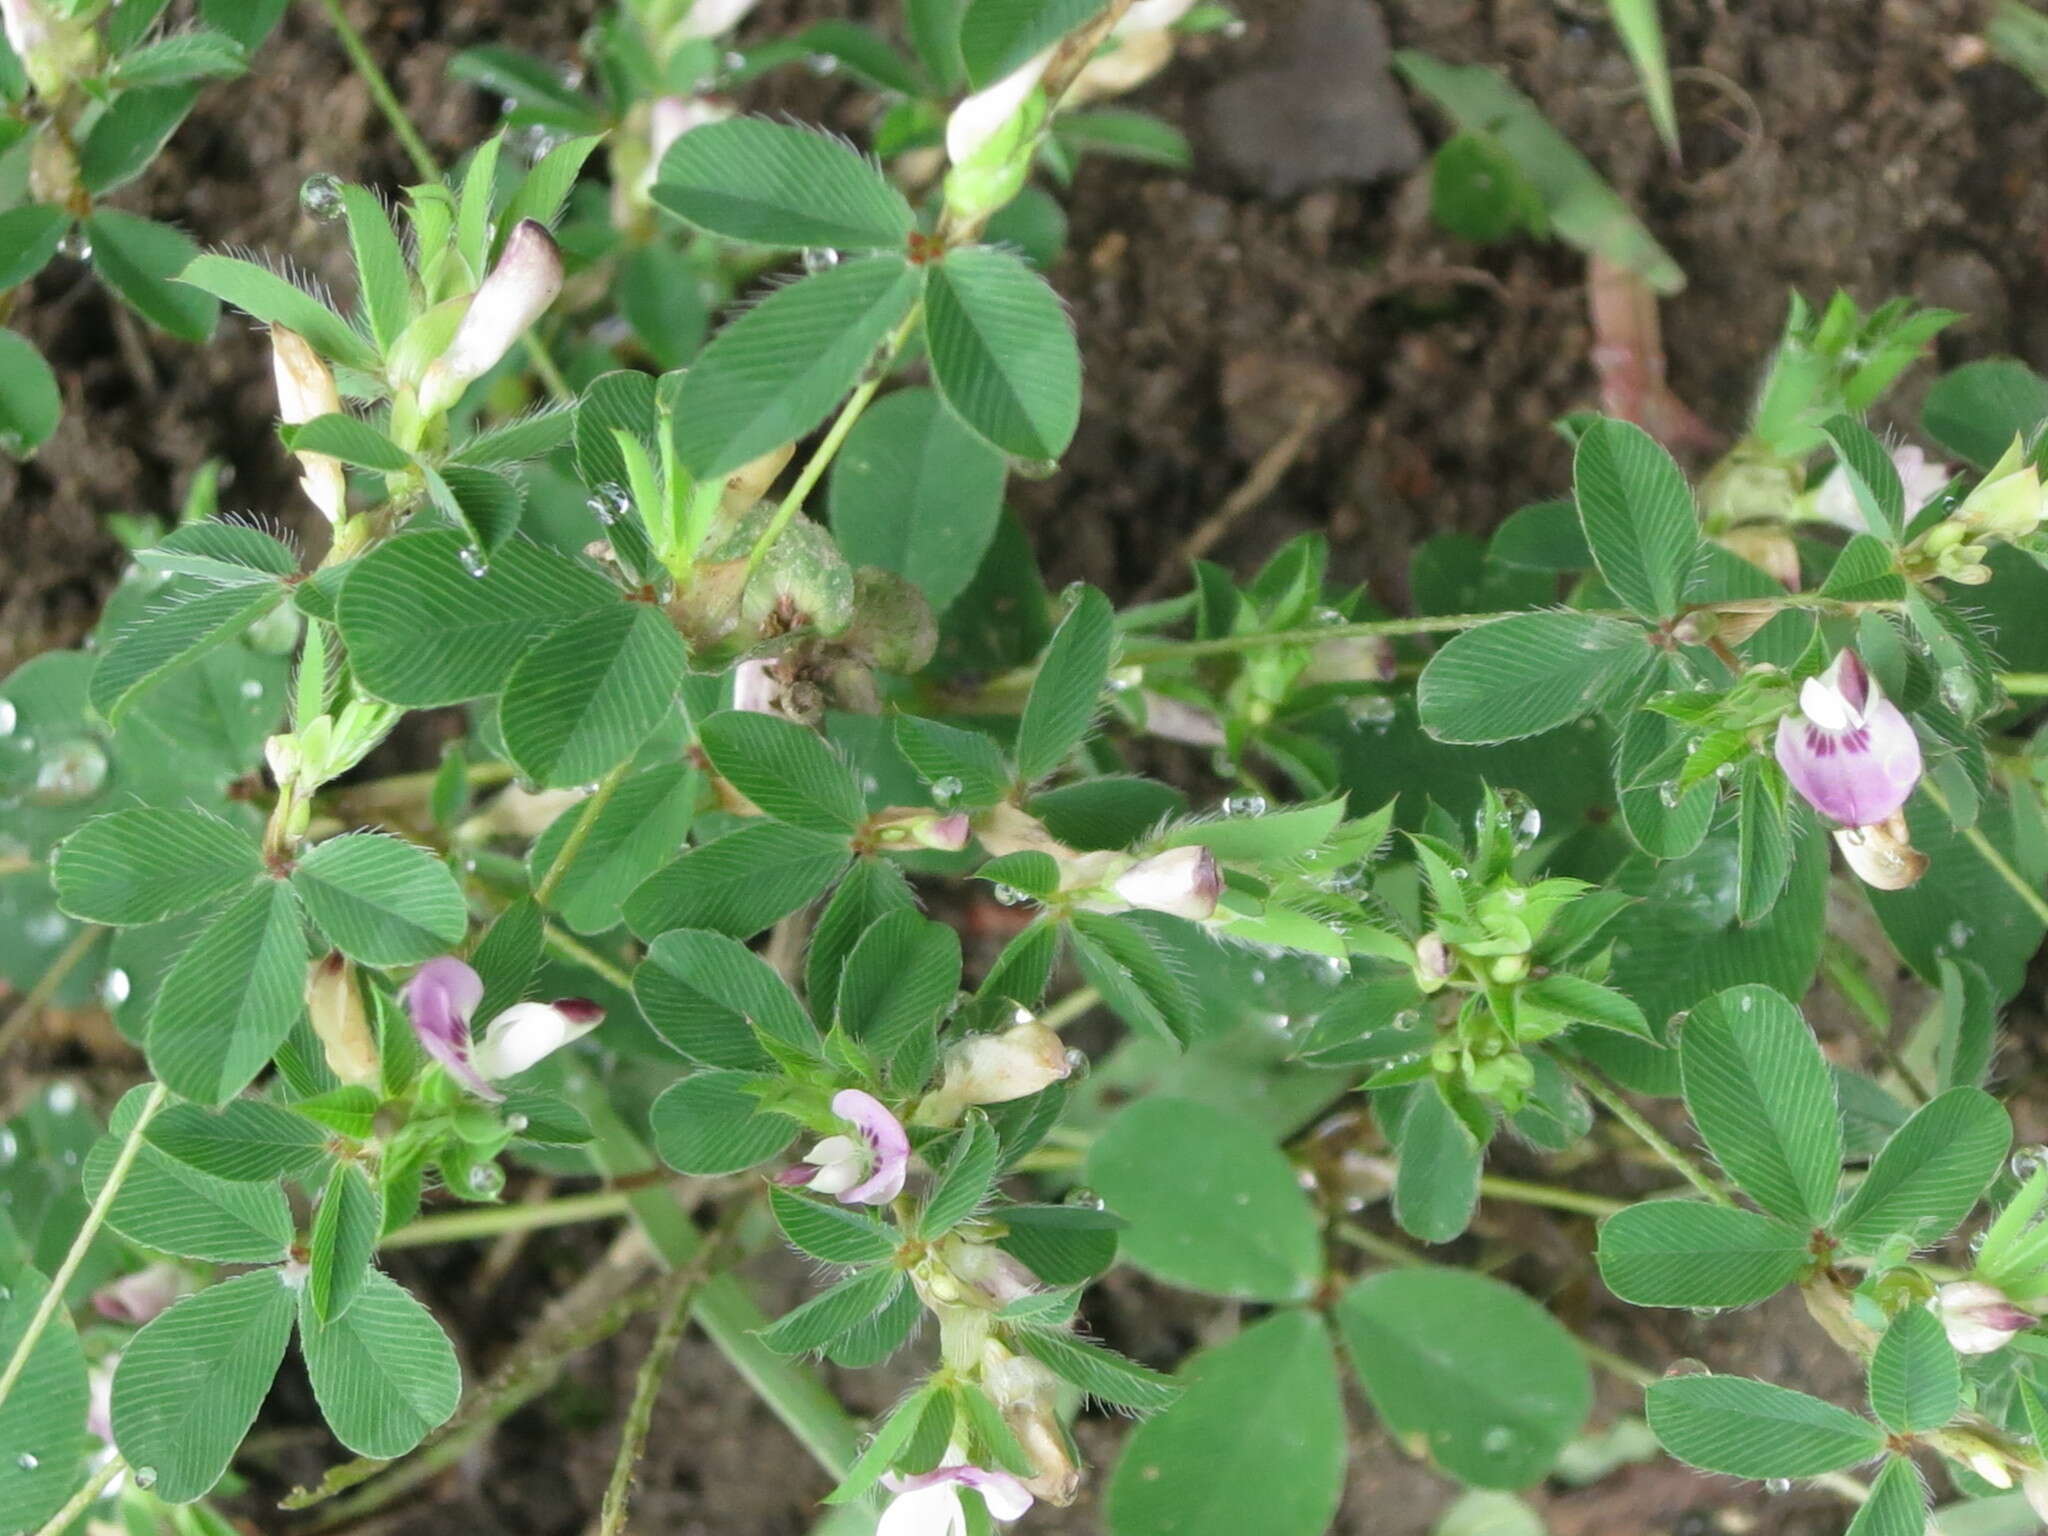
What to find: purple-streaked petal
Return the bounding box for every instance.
[400,956,500,1100]
[1774,651,1921,827]
[881,1464,1035,1527]
[831,1088,909,1205]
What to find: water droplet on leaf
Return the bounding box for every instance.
[101,968,131,1007]
[299,172,345,221]
[1062,1186,1107,1210]
[587,482,631,525]
[458,546,491,579]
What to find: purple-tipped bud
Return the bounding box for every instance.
[420,220,564,412]
[784,1089,909,1205]
[1932,1281,2036,1354]
[731,656,781,715]
[880,1462,1034,1535]
[1111,845,1222,921]
[1773,649,1922,829]
[472,998,604,1081]
[920,1019,1072,1125]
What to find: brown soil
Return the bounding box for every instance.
[5,0,2047,1531]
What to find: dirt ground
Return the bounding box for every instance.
[5,0,2048,1531]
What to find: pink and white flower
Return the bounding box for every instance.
[92,1263,191,1327]
[1773,649,1922,829]
[879,1460,1034,1536]
[776,1089,909,1205]
[400,956,603,1102]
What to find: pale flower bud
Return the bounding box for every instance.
[677,0,761,39]
[419,220,564,413]
[650,95,727,167]
[470,998,606,1081]
[1110,845,1222,921]
[2026,1467,2048,1525]
[731,656,781,715]
[307,952,380,1090]
[919,1019,1072,1124]
[1414,932,1454,992]
[1931,1281,2036,1354]
[1952,436,2044,543]
[271,327,347,525]
[946,48,1054,166]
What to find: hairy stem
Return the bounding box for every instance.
[0,923,103,1063]
[543,924,635,991]
[0,1082,168,1411]
[381,1187,636,1249]
[1560,1056,1734,1207]
[314,0,439,182]
[567,1081,867,1480]
[596,1213,743,1536]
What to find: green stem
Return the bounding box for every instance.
[1121,595,1901,667]
[0,923,103,1062]
[32,1456,123,1536]
[1037,987,1099,1032]
[524,332,575,403]
[1819,937,1932,1104]
[314,0,439,183]
[2003,673,2048,697]
[567,1079,867,1481]
[543,923,635,991]
[743,305,923,584]
[1923,779,2048,928]
[380,1188,634,1249]
[0,1083,168,1411]
[1477,1174,1627,1219]
[533,763,631,908]
[1560,1056,1734,1207]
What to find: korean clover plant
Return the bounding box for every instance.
[2,1,2048,1535]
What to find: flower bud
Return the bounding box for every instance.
[1931,1281,2036,1354]
[1109,845,1222,921]
[946,49,1054,167]
[2,0,96,100]
[307,952,380,1090]
[919,1019,1072,1124]
[868,807,973,852]
[271,327,347,525]
[945,1237,1040,1309]
[92,1262,192,1326]
[2027,1467,2048,1525]
[1414,932,1454,992]
[419,220,564,414]
[471,998,605,1081]
[1953,436,2044,543]
[1139,690,1226,748]
[677,0,761,39]
[1716,525,1801,590]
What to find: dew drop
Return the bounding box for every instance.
[1947,919,1972,952]
[101,968,131,1007]
[1061,1047,1089,1080]
[2011,1145,2048,1180]
[299,172,345,221]
[131,1466,158,1489]
[1764,1478,1792,1495]
[990,884,1027,907]
[586,482,631,525]
[466,1163,503,1196]
[805,51,840,75]
[16,1451,37,1470]
[27,738,108,806]
[458,546,491,579]
[1480,1427,1514,1455]
[1738,993,1754,1013]
[0,1128,16,1167]
[26,910,67,946]
[506,1113,530,1133]
[1222,16,1248,35]
[1662,1357,1710,1377]
[930,774,963,808]
[56,227,90,260]
[239,678,265,701]
[1222,794,1267,817]
[1062,1186,1107,1210]
[46,1081,78,1114]
[1657,782,1682,809]
[0,698,15,736]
